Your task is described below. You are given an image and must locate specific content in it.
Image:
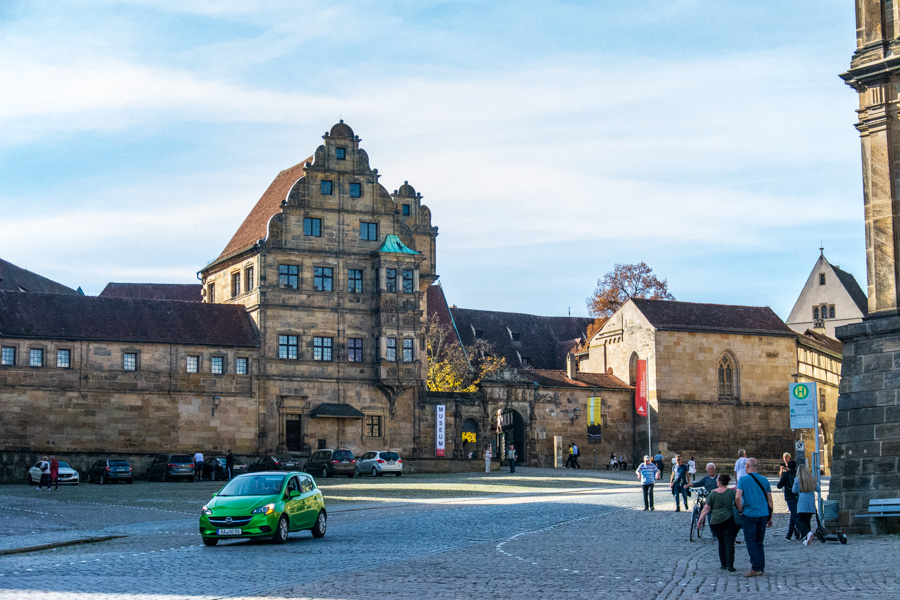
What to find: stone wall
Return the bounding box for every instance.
[830,316,900,533]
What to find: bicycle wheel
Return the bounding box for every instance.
[690,508,699,541]
[697,511,705,539]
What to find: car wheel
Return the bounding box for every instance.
[321,466,328,479]
[311,510,327,538]
[202,537,218,547]
[371,467,378,477]
[100,475,106,485]
[210,470,217,482]
[162,471,168,483]
[273,516,289,544]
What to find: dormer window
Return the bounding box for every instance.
[336,147,346,160]
[510,331,521,341]
[473,329,484,339]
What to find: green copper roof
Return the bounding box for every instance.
[378,234,419,255]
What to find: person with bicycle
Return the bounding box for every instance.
[698,473,740,572]
[689,463,718,528]
[670,454,692,511]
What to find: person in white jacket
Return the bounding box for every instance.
[484,447,492,474]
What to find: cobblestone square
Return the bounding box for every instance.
[0,468,897,599]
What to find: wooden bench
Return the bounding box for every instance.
[855,499,900,534]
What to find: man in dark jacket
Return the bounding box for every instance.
[226,449,235,480]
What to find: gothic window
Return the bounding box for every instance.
[813,307,819,320]
[628,352,638,386]
[819,273,826,285]
[829,305,835,319]
[717,351,739,400]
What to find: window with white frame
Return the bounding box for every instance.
[123,352,138,371]
[313,337,333,361]
[187,355,199,373]
[278,335,299,360]
[386,337,397,362]
[1,346,15,366]
[402,338,413,362]
[211,356,224,374]
[402,269,414,293]
[30,348,44,367]
[57,349,71,369]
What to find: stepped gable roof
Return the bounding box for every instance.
[631,298,795,336]
[99,283,202,302]
[518,369,632,390]
[0,258,78,295]
[449,306,593,370]
[0,291,258,347]
[799,329,843,357]
[832,265,868,315]
[214,159,311,264]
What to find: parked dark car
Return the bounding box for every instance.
[147,454,195,482]
[304,449,356,478]
[247,455,301,473]
[202,456,248,480]
[86,459,133,484]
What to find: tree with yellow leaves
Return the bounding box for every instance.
[425,313,506,392]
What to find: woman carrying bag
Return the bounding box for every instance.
[698,474,742,572]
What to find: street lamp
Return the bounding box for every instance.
[570,406,580,425]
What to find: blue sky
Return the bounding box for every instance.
[0,1,864,319]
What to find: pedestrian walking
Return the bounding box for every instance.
[688,456,696,476]
[734,449,748,487]
[507,444,517,473]
[735,457,773,578]
[484,446,492,474]
[37,456,51,491]
[653,451,665,477]
[225,449,235,480]
[49,456,59,491]
[793,464,817,545]
[698,474,740,572]
[670,454,691,511]
[571,443,580,469]
[776,454,799,540]
[564,444,574,469]
[193,451,204,481]
[636,455,661,510]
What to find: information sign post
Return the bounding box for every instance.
[790,382,822,518]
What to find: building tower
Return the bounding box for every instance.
[200,121,438,456]
[832,3,900,532]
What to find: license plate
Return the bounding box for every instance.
[341,460,349,463]
[217,528,242,536]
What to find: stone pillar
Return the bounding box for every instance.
[832,1,900,533]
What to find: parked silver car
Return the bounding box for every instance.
[356,451,402,477]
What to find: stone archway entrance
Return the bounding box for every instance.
[495,409,525,464]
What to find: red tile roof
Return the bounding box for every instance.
[799,329,843,356]
[99,283,202,302]
[632,298,795,337]
[0,258,78,295]
[213,159,311,264]
[518,369,632,390]
[0,291,258,347]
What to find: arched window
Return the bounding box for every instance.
[628,352,638,386]
[717,351,740,401]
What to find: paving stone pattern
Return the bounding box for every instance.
[0,469,897,599]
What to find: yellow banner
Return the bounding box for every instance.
[462,432,477,443]
[588,396,601,426]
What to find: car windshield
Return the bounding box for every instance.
[218,475,285,497]
[333,451,353,460]
[57,462,71,469]
[171,455,193,463]
[109,461,129,467]
[381,452,400,461]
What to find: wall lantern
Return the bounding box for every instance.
[212,396,221,416]
[570,406,580,425]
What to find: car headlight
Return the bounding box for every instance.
[201,505,212,516]
[251,503,276,515]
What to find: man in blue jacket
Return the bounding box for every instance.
[735,457,773,578]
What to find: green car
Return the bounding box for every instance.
[199,471,326,546]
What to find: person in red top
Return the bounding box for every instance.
[49,456,59,491]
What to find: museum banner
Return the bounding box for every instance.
[436,405,446,457]
[635,359,648,416]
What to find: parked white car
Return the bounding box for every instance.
[356,451,402,477]
[27,461,80,485]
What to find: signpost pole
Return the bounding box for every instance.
[814,389,823,519]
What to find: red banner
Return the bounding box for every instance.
[635,359,648,416]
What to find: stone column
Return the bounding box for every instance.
[832,1,900,533]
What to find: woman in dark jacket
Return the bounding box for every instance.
[776,456,799,540]
[698,474,740,571]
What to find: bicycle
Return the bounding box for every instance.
[689,488,709,541]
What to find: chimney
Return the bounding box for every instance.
[566,352,577,380]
